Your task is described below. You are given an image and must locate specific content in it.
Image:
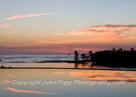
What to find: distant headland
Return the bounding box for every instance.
[74,48,136,68]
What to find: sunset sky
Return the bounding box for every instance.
[0,0,136,54]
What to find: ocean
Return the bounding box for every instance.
[0,54,74,63]
[0,54,75,67]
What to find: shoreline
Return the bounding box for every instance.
[0,67,136,71]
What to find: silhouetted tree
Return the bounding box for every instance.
[112,48,115,51]
[131,48,135,51]
[74,51,79,61]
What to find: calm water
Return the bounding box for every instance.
[0,69,136,97]
[0,54,136,97]
[0,54,73,63]
[0,54,74,68]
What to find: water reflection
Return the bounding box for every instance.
[74,62,111,69]
[69,70,136,82]
[74,63,91,68]
[74,62,136,71]
[0,69,136,97]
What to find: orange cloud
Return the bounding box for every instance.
[67,25,136,42]
[4,87,57,95]
[0,24,10,28]
[37,35,128,45]
[4,13,57,20]
[53,25,135,37]
[37,38,92,45]
[37,41,66,44]
[57,25,136,44]
[69,29,122,36]
[0,80,11,84]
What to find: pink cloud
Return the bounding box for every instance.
[37,35,131,46]
[69,29,122,36]
[4,13,57,20]
[63,25,136,44]
[37,38,96,45]
[53,25,135,37]
[0,24,10,28]
[4,87,57,95]
[67,25,136,39]
[87,25,136,29]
